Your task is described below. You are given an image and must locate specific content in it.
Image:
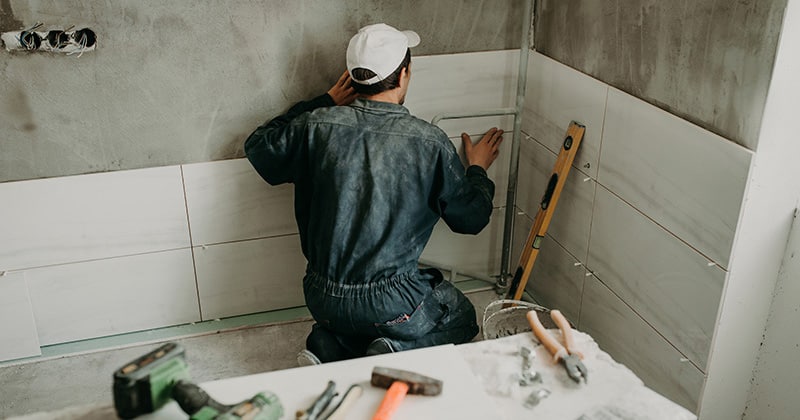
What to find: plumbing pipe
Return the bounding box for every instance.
[498,0,533,292]
[430,0,534,293]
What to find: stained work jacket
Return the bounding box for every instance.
[245,95,495,286]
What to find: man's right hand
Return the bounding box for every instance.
[461,128,504,171]
[327,71,358,106]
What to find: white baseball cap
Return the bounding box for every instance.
[346,23,420,85]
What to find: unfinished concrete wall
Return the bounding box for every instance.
[534,0,787,150]
[0,0,523,183]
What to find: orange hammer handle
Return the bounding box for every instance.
[372,381,410,420]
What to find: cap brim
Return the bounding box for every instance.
[403,30,420,48]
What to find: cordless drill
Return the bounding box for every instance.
[113,342,283,420]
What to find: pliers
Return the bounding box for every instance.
[527,309,588,384]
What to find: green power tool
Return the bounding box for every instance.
[113,342,283,420]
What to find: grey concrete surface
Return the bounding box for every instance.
[0,0,523,183]
[535,0,787,150]
[0,289,502,418]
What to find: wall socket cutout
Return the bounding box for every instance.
[2,25,97,55]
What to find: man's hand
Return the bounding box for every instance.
[327,71,358,106]
[462,127,504,171]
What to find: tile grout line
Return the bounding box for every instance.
[591,275,705,374]
[579,88,609,328]
[594,182,727,270]
[579,179,599,329]
[0,309,315,369]
[1,282,494,368]
[179,165,204,322]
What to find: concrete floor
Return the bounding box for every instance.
[1,289,502,418]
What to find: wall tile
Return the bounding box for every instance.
[182,159,296,246]
[194,235,306,320]
[446,132,513,208]
[516,134,596,261]
[26,249,199,345]
[513,213,585,322]
[588,187,725,370]
[405,50,521,209]
[422,208,505,278]
[406,50,519,138]
[598,88,752,268]
[0,272,41,361]
[0,166,190,272]
[522,52,609,179]
[580,277,704,412]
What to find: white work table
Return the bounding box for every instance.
[14,330,696,420]
[143,330,695,420]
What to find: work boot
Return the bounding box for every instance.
[296,349,322,367]
[306,324,355,362]
[365,337,395,356]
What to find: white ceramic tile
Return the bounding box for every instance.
[599,88,752,268]
[182,159,297,246]
[0,272,41,361]
[421,208,505,278]
[447,132,513,208]
[26,249,199,345]
[522,52,609,178]
[588,187,725,370]
[405,50,519,138]
[580,277,704,412]
[516,133,596,261]
[512,213,585,322]
[405,50,520,206]
[510,210,530,265]
[194,235,306,320]
[0,166,190,272]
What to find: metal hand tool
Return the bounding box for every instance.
[296,381,337,420]
[321,384,363,420]
[527,310,588,384]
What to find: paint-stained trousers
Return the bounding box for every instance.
[302,267,479,362]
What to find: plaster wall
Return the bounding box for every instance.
[534,0,787,150]
[703,0,800,417]
[0,0,523,183]
[744,211,800,418]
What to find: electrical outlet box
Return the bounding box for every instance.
[2,27,96,55]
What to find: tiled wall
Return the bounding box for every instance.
[0,47,755,413]
[0,50,519,362]
[514,52,753,411]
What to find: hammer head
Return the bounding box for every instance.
[371,367,443,396]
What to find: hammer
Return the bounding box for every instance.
[370,366,443,420]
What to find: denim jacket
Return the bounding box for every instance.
[245,95,495,286]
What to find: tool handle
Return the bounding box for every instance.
[527,310,567,362]
[172,380,230,415]
[372,381,410,420]
[324,385,363,420]
[305,381,337,420]
[550,310,583,359]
